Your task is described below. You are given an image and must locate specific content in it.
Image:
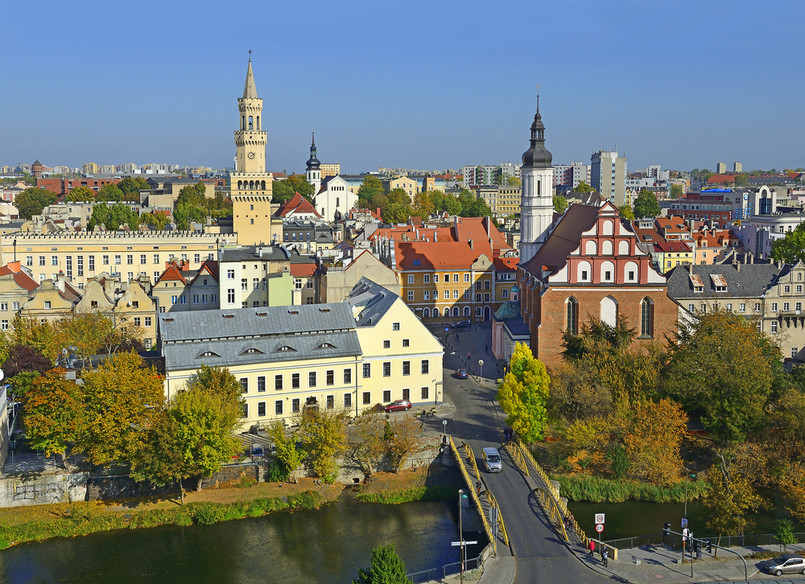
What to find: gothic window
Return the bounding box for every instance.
[452,307,460,316]
[256,116,260,129]
[566,297,578,335]
[640,297,654,337]
[261,180,266,190]
[600,296,618,327]
[248,115,254,130]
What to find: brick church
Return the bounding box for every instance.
[513,102,677,370]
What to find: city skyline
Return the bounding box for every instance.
[3,0,803,174]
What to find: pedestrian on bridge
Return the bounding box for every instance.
[588,539,595,556]
[602,547,608,567]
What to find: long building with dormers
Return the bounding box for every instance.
[160,279,443,428]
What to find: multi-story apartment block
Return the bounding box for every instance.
[553,162,589,193]
[0,231,220,290]
[218,245,292,310]
[320,163,340,180]
[734,212,805,259]
[160,279,443,427]
[383,176,419,203]
[591,150,627,207]
[476,185,521,217]
[663,186,776,227]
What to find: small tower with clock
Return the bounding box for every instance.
[231,53,281,245]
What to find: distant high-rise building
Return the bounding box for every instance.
[591,150,627,206]
[733,161,743,173]
[716,162,727,174]
[82,162,100,174]
[461,163,520,187]
[553,162,589,192]
[320,163,340,179]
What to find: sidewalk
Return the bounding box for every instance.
[421,554,516,584]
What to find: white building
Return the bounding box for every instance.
[313,175,357,223]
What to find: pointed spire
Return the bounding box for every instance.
[306,131,321,171]
[522,94,552,169]
[243,53,258,99]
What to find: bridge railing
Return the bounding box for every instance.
[406,554,482,583]
[449,437,495,547]
[532,486,570,542]
[605,531,805,551]
[482,488,510,549]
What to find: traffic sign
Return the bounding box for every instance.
[594,513,605,524]
[451,540,478,546]
[681,518,688,529]
[682,527,689,541]
[595,524,604,533]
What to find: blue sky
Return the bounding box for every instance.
[3,0,803,174]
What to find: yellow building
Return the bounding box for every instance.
[384,176,419,203]
[20,276,80,324]
[230,57,282,246]
[82,162,100,174]
[1,231,220,290]
[160,279,443,428]
[320,163,340,179]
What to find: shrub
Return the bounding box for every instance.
[192,503,225,525]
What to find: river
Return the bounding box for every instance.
[0,495,486,584]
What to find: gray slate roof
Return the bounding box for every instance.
[346,277,398,327]
[219,245,290,262]
[665,263,780,300]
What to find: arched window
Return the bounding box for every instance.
[600,296,618,327]
[585,240,597,255]
[248,116,254,130]
[452,307,460,316]
[537,180,541,196]
[602,220,614,235]
[624,261,639,283]
[577,260,592,282]
[433,307,440,317]
[601,260,615,282]
[423,308,431,318]
[336,197,340,208]
[641,297,654,337]
[463,306,471,316]
[566,297,578,335]
[241,115,245,130]
[261,180,266,190]
[602,240,613,255]
[618,240,629,255]
[237,180,242,190]
[256,116,260,130]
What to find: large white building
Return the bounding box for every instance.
[591,150,627,207]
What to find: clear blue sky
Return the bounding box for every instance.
[3,0,803,174]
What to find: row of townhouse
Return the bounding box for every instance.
[160,279,443,428]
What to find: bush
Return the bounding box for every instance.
[266,459,289,483]
[554,474,709,503]
[356,486,454,504]
[192,503,225,525]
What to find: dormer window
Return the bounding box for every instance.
[316,342,336,349]
[710,274,727,293]
[242,347,264,355]
[276,345,296,352]
[198,350,220,358]
[690,273,704,293]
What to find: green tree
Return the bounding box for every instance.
[463,197,492,218]
[703,456,762,551]
[553,196,569,214]
[507,176,521,186]
[267,420,303,482]
[140,211,170,230]
[431,191,461,216]
[78,352,165,465]
[66,186,96,202]
[131,384,240,500]
[733,174,748,186]
[187,365,243,404]
[771,223,805,264]
[176,182,207,207]
[572,181,594,193]
[88,202,140,231]
[15,187,57,219]
[411,191,434,218]
[174,203,206,230]
[285,174,314,199]
[632,190,660,218]
[353,544,412,584]
[618,205,635,220]
[97,183,124,202]
[117,177,150,200]
[357,175,385,208]
[271,179,295,204]
[497,343,550,443]
[662,312,777,447]
[23,369,83,458]
[297,407,347,480]
[382,189,412,223]
[670,183,684,198]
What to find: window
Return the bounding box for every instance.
[383,390,391,402]
[25,256,32,266]
[402,361,410,375]
[44,301,52,309]
[294,278,302,289]
[292,373,300,389]
[258,402,266,417]
[344,368,352,384]
[433,274,439,283]
[484,293,490,302]
[127,254,133,265]
[424,274,430,284]
[785,285,791,293]
[241,279,248,291]
[51,255,58,266]
[421,360,429,374]
[402,388,410,401]
[403,338,410,347]
[502,289,509,299]
[326,370,334,385]
[363,363,371,378]
[566,297,578,335]
[103,254,110,265]
[309,372,317,387]
[784,302,790,312]
[771,321,778,333]
[0,320,7,331]
[793,348,799,359]
[134,317,141,327]
[242,403,248,418]
[383,340,390,349]
[171,295,178,305]
[253,278,260,290]
[772,302,779,312]
[383,362,391,377]
[421,387,429,400]
[454,274,459,282]
[275,400,283,415]
[38,255,45,266]
[227,269,235,279]
[755,303,761,311]
[476,294,481,302]
[799,285,803,294]
[392,322,400,331]
[726,303,732,311]
[227,289,235,303]
[424,291,430,301]
[0,303,6,311]
[362,391,371,405]
[344,393,352,409]
[798,302,803,312]
[88,255,95,271]
[240,378,248,393]
[640,298,654,337]
[464,273,470,282]
[12,302,19,311]
[407,291,414,301]
[433,290,438,300]
[484,280,490,290]
[292,398,300,413]
[739,303,746,312]
[407,275,414,284]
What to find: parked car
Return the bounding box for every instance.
[455,368,468,379]
[763,554,805,576]
[384,399,412,413]
[452,320,471,329]
[250,444,264,458]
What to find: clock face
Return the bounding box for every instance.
[247,152,256,159]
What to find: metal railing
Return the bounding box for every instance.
[604,531,805,550]
[406,555,482,583]
[449,437,495,546]
[532,486,569,542]
[482,488,510,548]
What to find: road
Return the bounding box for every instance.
[425,323,609,584]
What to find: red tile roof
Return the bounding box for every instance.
[0,262,38,292]
[290,262,317,277]
[275,192,321,218]
[155,261,188,285]
[395,241,492,270]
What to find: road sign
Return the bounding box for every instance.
[682,527,689,541]
[451,540,478,546]
[595,524,604,533]
[594,513,605,524]
[681,518,688,529]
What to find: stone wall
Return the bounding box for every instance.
[0,472,88,507]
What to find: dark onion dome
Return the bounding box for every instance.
[306,132,320,170]
[522,102,552,169]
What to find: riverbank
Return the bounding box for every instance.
[554,474,709,503]
[0,462,463,549]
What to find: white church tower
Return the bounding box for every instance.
[518,98,554,264]
[306,132,321,194]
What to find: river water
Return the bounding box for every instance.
[0,496,484,584]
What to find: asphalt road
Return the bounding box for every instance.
[431,329,610,584]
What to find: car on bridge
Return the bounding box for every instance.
[455,368,468,379]
[482,447,502,472]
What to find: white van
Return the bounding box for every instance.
[482,447,502,472]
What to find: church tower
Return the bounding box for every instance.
[518,98,554,264]
[306,132,321,194]
[231,54,281,245]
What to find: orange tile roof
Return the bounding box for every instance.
[493,256,518,271]
[395,241,493,270]
[290,262,317,277]
[275,192,321,218]
[155,261,188,285]
[0,262,38,292]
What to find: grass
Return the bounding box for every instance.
[553,474,709,503]
[355,485,455,504]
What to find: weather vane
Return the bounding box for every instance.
[249,49,252,60]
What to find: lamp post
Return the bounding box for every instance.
[478,359,484,381]
[458,489,467,584]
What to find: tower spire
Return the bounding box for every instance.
[243,54,258,99]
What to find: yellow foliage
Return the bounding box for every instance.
[622,398,687,485]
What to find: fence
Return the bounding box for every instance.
[604,531,805,551]
[406,555,482,584]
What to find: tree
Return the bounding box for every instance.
[24,369,83,458]
[385,416,423,473]
[670,184,684,198]
[131,384,240,499]
[297,407,347,480]
[353,544,412,584]
[88,202,140,231]
[357,175,385,208]
[622,398,687,485]
[703,456,762,551]
[431,191,461,216]
[267,420,303,482]
[771,223,805,264]
[271,179,296,204]
[618,205,635,220]
[174,203,206,230]
[662,312,777,447]
[733,174,748,187]
[78,352,165,465]
[2,344,53,399]
[553,196,569,214]
[349,412,387,476]
[632,190,660,218]
[97,183,124,202]
[10,315,61,362]
[188,365,243,404]
[66,186,96,203]
[117,177,150,201]
[783,464,805,524]
[411,191,434,218]
[140,211,169,230]
[176,182,207,208]
[382,202,410,224]
[497,343,550,443]
[507,176,521,186]
[284,174,314,199]
[572,181,594,193]
[15,187,57,219]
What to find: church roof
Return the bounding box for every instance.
[276,192,322,218]
[243,58,258,99]
[521,99,552,169]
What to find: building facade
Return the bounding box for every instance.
[591,150,627,207]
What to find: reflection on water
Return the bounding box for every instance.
[0,497,478,584]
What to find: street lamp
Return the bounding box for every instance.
[458,489,468,584]
[478,359,484,380]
